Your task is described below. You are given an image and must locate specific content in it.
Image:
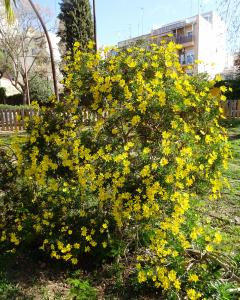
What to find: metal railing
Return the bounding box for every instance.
[176,34,194,44]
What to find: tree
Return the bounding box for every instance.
[93,0,97,51]
[29,74,52,104]
[0,3,51,104]
[218,0,240,50]
[58,0,94,54]
[2,0,59,101]
[27,0,59,101]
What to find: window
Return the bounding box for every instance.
[187,31,193,38]
[186,50,194,64]
[180,53,185,64]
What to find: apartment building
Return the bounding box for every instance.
[118,12,227,78]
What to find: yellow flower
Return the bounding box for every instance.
[143,147,151,155]
[124,142,134,151]
[85,246,91,252]
[152,162,158,170]
[131,115,141,126]
[102,223,108,229]
[187,289,202,300]
[168,270,176,282]
[188,274,199,283]
[160,157,169,167]
[102,242,107,248]
[128,60,137,68]
[215,74,222,82]
[112,128,119,135]
[138,271,147,283]
[174,279,181,290]
[206,244,214,252]
[155,71,163,79]
[10,233,20,245]
[87,40,95,49]
[140,165,150,177]
[213,232,222,244]
[71,258,78,265]
[74,41,80,48]
[81,227,87,236]
[86,235,92,241]
[17,225,23,231]
[220,86,227,92]
[74,243,80,249]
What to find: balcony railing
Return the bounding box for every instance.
[176,35,194,44]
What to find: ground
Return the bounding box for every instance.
[0,119,239,300]
[200,119,240,255]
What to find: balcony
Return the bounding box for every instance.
[176,34,194,44]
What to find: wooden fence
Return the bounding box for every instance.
[0,108,100,132]
[221,100,240,118]
[0,100,240,132]
[0,108,35,132]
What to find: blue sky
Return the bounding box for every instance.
[37,0,216,47]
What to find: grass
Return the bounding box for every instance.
[0,119,239,299]
[0,133,26,146]
[0,104,32,110]
[203,119,240,255]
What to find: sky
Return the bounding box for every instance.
[36,0,217,47]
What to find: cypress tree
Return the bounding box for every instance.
[58,0,94,53]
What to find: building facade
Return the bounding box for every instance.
[118,12,227,78]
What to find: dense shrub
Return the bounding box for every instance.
[29,75,53,105]
[0,104,32,110]
[215,78,240,100]
[5,94,23,106]
[0,87,6,104]
[0,41,231,298]
[0,75,52,106]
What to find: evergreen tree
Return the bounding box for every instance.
[58,0,94,53]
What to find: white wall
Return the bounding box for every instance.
[0,78,20,96]
[197,12,227,78]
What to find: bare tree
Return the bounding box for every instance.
[0,2,51,104]
[27,0,59,101]
[218,0,240,50]
[3,0,59,101]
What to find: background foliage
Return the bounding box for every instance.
[58,0,94,54]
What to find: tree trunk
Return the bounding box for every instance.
[21,35,31,105]
[93,0,97,52]
[23,88,27,105]
[27,0,59,102]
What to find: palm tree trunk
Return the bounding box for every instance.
[27,0,59,102]
[93,0,97,52]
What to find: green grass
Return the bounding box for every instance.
[221,120,240,254]
[0,104,32,110]
[203,119,240,255]
[0,133,26,146]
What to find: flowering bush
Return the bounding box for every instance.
[0,41,231,298]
